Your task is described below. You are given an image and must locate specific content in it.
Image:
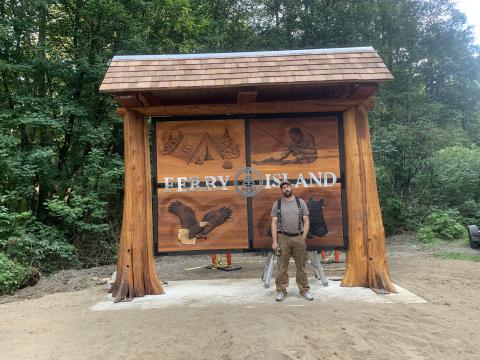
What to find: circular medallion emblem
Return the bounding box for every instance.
[234,167,263,197]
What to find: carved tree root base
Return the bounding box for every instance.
[112,110,165,302]
[341,269,397,294]
[341,104,396,294]
[111,272,165,303]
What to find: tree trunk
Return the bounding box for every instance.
[111,110,164,302]
[341,104,396,293]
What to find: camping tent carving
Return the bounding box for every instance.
[162,128,240,169]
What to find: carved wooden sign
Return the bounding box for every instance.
[154,115,346,253]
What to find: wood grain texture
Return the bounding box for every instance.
[252,184,343,249]
[250,117,340,177]
[156,119,246,181]
[340,105,396,293]
[126,100,367,116]
[100,49,393,93]
[106,63,388,77]
[157,188,248,252]
[112,110,163,302]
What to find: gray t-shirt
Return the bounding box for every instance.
[271,197,310,233]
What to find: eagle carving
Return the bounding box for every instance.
[168,201,233,245]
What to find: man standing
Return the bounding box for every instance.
[271,180,314,301]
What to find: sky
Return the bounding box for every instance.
[456,0,480,44]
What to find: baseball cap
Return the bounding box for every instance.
[279,180,292,188]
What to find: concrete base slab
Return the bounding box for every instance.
[91,278,426,311]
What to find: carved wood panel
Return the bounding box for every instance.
[154,115,345,253]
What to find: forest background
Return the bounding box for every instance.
[1,0,479,293]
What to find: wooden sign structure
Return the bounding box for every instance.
[100,47,397,301]
[153,114,345,253]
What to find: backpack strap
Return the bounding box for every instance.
[295,197,303,233]
[277,198,282,232]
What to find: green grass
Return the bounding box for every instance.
[433,252,480,262]
[416,237,469,251]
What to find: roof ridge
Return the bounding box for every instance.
[112,47,376,61]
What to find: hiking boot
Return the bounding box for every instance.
[275,292,286,302]
[302,291,314,301]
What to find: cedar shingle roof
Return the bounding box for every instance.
[100,47,393,93]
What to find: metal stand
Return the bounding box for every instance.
[206,253,241,271]
[262,251,329,289]
[309,251,329,287]
[261,252,277,288]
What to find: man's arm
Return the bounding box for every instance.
[302,215,310,240]
[271,217,278,250]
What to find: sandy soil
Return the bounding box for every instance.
[1,236,479,360]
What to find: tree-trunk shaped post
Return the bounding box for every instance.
[341,104,396,293]
[111,110,164,302]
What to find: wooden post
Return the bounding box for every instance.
[111,110,164,302]
[341,103,396,293]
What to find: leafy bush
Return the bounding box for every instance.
[416,209,466,243]
[381,196,424,234]
[416,226,436,244]
[458,200,480,226]
[0,253,30,295]
[1,222,79,274]
[428,146,480,208]
[0,206,79,274]
[45,193,117,266]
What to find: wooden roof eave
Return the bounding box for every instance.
[115,98,376,117]
[112,80,384,117]
[99,77,392,94]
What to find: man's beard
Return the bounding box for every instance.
[283,190,292,198]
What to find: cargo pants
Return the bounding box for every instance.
[275,233,310,296]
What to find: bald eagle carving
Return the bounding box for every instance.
[168,201,233,245]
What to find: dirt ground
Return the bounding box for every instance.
[1,235,480,360]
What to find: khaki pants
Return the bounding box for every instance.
[275,233,310,296]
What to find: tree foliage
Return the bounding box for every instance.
[0,0,479,291]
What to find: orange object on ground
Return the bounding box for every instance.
[335,250,340,263]
[211,255,217,268]
[226,252,232,266]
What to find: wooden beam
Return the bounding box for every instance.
[117,99,368,117]
[364,97,376,111]
[137,93,151,106]
[348,84,378,100]
[116,107,127,117]
[236,91,257,104]
[333,85,352,99]
[341,103,396,293]
[138,92,160,106]
[115,94,143,107]
[111,110,164,301]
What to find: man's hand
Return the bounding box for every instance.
[272,241,279,251]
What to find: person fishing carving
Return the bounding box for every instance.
[254,127,317,165]
[271,180,314,301]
